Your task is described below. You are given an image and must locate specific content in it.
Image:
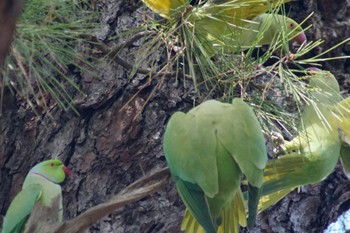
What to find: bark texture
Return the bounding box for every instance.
[1,0,350,232]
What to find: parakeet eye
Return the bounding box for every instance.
[289,23,295,28]
[50,162,55,167]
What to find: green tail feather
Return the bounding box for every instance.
[246,184,261,227]
[218,191,246,233]
[340,145,350,178]
[176,179,217,233]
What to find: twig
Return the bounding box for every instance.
[83,34,192,79]
[24,196,61,233]
[119,167,169,195]
[109,31,154,58]
[53,167,170,233]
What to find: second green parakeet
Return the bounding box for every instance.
[258,69,342,212]
[163,98,267,233]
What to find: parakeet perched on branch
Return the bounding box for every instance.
[163,99,267,233]
[1,160,73,233]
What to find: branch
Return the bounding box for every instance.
[24,196,61,233]
[82,34,192,79]
[53,167,170,233]
[108,31,153,58]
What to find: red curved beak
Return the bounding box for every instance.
[295,32,307,45]
[62,165,73,178]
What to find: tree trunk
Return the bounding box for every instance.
[1,0,350,232]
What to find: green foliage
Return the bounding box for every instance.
[135,1,350,136]
[2,0,98,113]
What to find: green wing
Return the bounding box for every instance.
[220,98,267,186]
[164,110,219,197]
[308,70,341,105]
[216,98,267,226]
[340,145,350,178]
[2,184,42,233]
[337,92,350,172]
[333,96,350,146]
[163,109,219,233]
[176,180,216,233]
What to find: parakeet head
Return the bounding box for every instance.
[255,14,307,46]
[284,17,307,45]
[29,160,73,184]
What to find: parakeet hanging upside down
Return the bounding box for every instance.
[258,69,342,212]
[163,98,267,233]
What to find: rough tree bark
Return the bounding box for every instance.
[1,0,350,232]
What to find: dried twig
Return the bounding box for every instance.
[53,167,170,233]
[83,34,192,79]
[24,196,61,233]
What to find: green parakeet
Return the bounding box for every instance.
[141,0,306,54]
[258,69,342,212]
[163,99,267,233]
[1,160,72,233]
[141,0,291,20]
[306,68,341,105]
[310,67,350,178]
[306,69,350,180]
[192,11,306,53]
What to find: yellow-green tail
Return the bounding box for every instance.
[181,191,246,233]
